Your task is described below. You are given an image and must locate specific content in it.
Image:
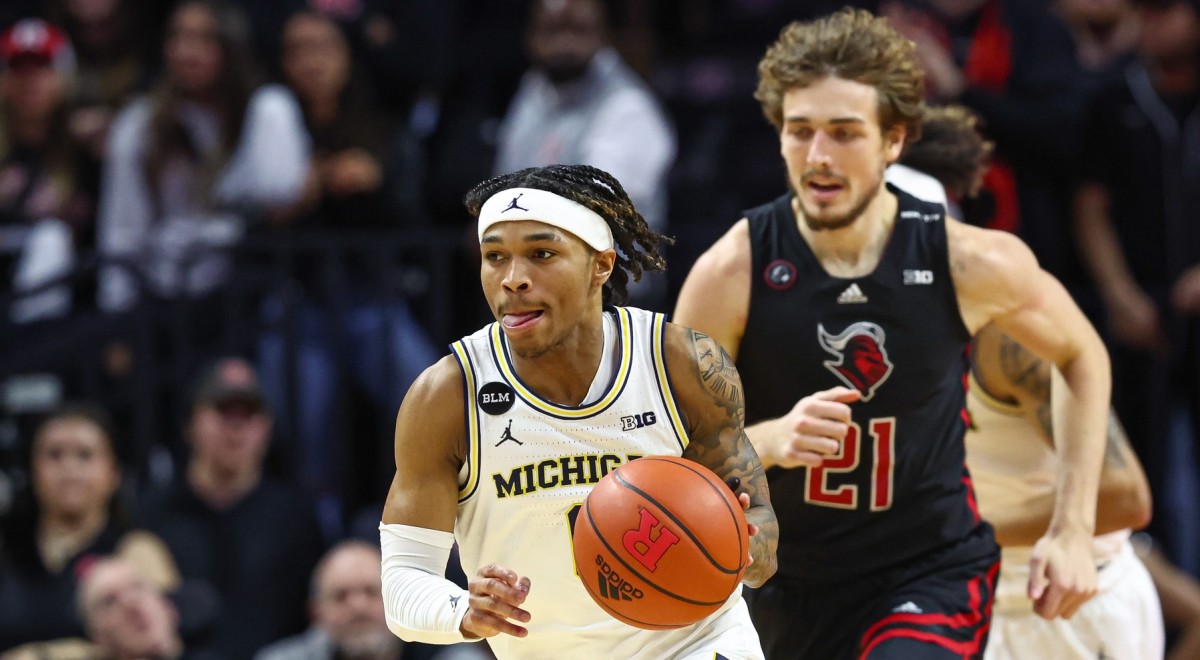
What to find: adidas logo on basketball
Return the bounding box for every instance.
[837,283,868,304]
[594,554,644,601]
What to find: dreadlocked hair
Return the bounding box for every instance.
[464,164,674,306]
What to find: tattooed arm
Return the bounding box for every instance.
[663,323,779,587]
[969,324,1152,546]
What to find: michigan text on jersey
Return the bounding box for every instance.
[492,453,644,498]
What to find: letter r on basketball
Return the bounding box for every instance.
[622,508,680,571]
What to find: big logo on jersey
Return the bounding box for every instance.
[817,321,894,401]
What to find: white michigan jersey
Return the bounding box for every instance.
[964,374,1163,660]
[450,306,760,660]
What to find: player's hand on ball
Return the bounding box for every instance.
[736,491,758,568]
[461,563,532,639]
[768,386,860,469]
[1027,530,1098,620]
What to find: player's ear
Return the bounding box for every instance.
[884,123,906,163]
[592,248,616,287]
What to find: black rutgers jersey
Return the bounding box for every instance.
[737,185,983,582]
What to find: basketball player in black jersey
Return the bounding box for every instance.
[673,9,1110,659]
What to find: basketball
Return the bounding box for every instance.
[571,455,749,630]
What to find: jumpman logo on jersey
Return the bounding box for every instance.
[502,193,529,213]
[449,594,461,609]
[496,419,523,446]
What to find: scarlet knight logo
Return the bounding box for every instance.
[818,321,894,401]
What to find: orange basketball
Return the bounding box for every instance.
[571,455,749,630]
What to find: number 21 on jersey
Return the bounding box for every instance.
[805,417,896,511]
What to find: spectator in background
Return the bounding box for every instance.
[882,0,1087,286]
[96,0,309,313]
[308,0,457,116]
[256,541,487,660]
[276,9,400,230]
[1073,0,1200,561]
[0,403,178,650]
[75,556,214,660]
[495,0,675,307]
[0,18,99,322]
[141,357,324,659]
[1057,0,1141,76]
[260,9,439,540]
[47,0,156,161]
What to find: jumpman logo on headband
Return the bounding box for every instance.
[502,194,529,213]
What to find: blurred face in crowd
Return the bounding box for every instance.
[189,397,271,480]
[314,544,399,658]
[66,0,124,52]
[527,0,605,84]
[165,2,223,96]
[67,0,120,23]
[779,77,904,232]
[1,57,66,122]
[1138,0,1200,62]
[32,416,120,521]
[281,12,351,106]
[1060,0,1133,25]
[923,0,991,19]
[81,559,182,660]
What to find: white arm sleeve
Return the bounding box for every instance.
[379,522,478,645]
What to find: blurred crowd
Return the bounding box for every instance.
[0,0,1199,658]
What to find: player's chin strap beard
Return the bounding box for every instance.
[478,187,615,251]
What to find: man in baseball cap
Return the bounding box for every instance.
[190,356,268,414]
[0,18,75,74]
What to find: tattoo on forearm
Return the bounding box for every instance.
[693,332,745,425]
[999,335,1050,401]
[684,330,778,585]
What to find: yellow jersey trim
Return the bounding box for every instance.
[968,371,1022,417]
[488,307,634,419]
[651,313,690,451]
[451,341,482,502]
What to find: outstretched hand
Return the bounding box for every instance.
[461,563,532,639]
[762,386,860,469]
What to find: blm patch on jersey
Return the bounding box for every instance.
[478,381,516,415]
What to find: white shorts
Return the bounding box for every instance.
[985,541,1163,660]
[673,596,764,660]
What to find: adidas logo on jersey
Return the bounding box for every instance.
[892,601,923,614]
[837,283,868,304]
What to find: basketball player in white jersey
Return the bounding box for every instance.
[891,104,1164,658]
[967,324,1163,659]
[378,164,778,660]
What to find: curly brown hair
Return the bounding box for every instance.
[901,105,994,199]
[755,8,925,145]
[464,164,673,306]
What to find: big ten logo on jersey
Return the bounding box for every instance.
[903,269,933,285]
[620,411,657,431]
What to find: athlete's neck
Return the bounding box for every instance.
[511,310,607,407]
[795,186,898,279]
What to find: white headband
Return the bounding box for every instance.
[478,187,614,251]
